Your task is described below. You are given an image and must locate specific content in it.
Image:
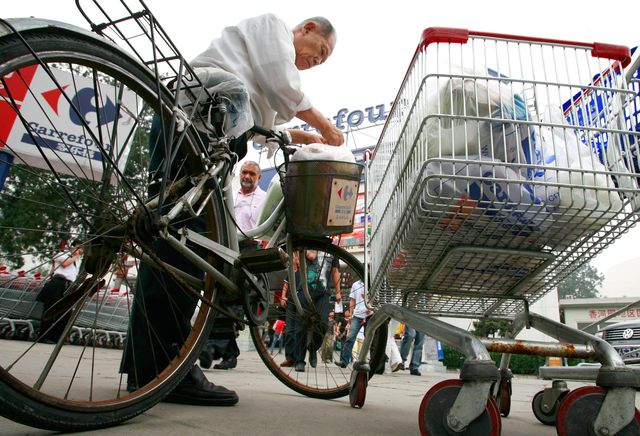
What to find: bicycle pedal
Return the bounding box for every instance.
[236,247,289,274]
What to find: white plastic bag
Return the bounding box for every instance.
[291,143,356,163]
[180,67,253,138]
[423,71,530,166]
[538,106,622,220]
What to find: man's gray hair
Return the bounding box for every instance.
[296,16,336,39]
[241,160,261,174]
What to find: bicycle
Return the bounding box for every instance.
[0,0,386,431]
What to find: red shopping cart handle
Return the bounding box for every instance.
[419,27,632,67]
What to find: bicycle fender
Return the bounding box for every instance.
[0,17,138,68]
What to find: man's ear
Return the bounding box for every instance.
[303,21,317,33]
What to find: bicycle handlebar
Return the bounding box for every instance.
[249,125,299,163]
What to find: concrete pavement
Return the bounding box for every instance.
[5,348,639,435]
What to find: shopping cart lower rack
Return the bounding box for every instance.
[351,27,640,435]
[0,273,131,348]
[0,274,44,340]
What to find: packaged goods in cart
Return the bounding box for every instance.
[417,67,625,232]
[423,156,550,237]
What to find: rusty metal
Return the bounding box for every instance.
[482,338,594,359]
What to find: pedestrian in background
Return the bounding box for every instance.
[200,161,266,371]
[400,326,425,376]
[37,239,83,343]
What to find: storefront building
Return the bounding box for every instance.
[559,297,640,334]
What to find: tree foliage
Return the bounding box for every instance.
[472,319,509,338]
[557,263,603,299]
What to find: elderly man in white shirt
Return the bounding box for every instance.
[190,14,344,150]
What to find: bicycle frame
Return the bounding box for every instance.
[145,150,310,317]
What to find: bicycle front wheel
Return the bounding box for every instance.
[0,27,224,430]
[249,237,387,399]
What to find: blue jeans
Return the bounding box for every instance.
[340,316,366,364]
[400,327,425,370]
[284,291,330,364]
[269,331,283,354]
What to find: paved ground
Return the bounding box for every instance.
[5,348,640,436]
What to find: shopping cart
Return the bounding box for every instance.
[70,290,132,348]
[1,272,131,347]
[0,274,44,340]
[352,28,640,435]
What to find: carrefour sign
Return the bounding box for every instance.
[289,103,389,131]
[1,64,138,181]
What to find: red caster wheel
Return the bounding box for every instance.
[556,386,640,436]
[418,379,501,435]
[349,371,367,408]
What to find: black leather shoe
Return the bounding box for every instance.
[214,356,237,370]
[162,366,238,406]
[334,360,347,368]
[410,368,422,376]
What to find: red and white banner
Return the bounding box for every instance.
[1,65,139,181]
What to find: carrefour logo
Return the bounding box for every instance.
[69,88,119,127]
[338,184,354,201]
[20,86,121,160]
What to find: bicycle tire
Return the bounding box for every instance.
[0,27,224,431]
[249,237,387,399]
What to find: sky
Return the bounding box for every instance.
[3,0,640,296]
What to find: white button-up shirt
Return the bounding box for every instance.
[233,187,267,232]
[191,14,311,132]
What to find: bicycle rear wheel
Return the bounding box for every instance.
[249,237,387,399]
[0,27,224,430]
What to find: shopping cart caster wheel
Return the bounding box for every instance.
[418,379,501,436]
[349,370,368,408]
[493,378,512,417]
[532,388,567,426]
[556,386,640,436]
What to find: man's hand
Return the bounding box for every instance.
[288,129,324,144]
[319,124,344,146]
[295,107,345,146]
